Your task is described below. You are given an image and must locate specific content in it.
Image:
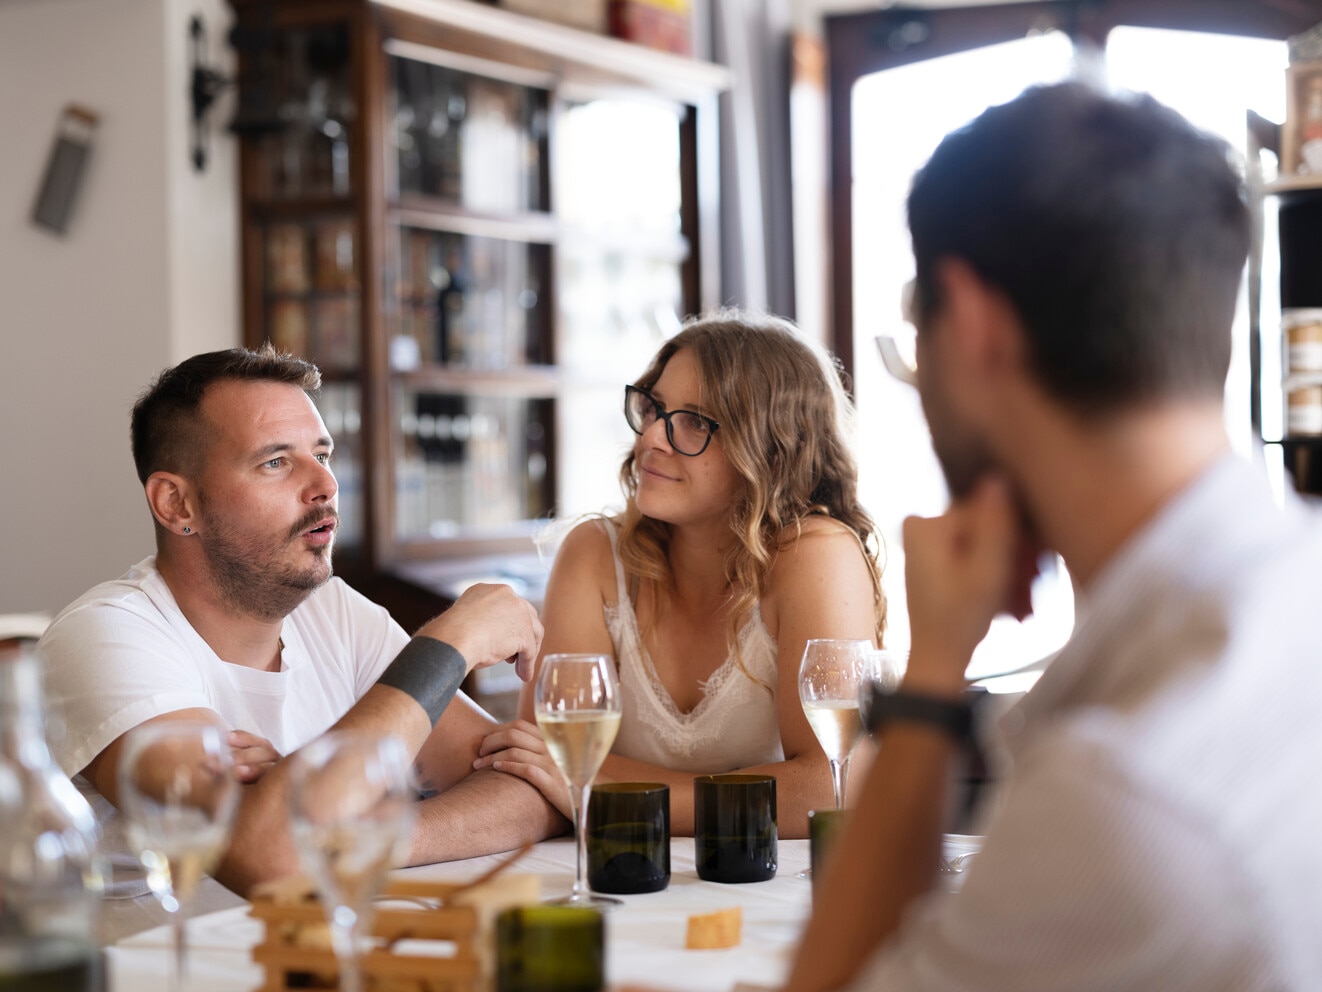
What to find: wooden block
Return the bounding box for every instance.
[685,906,742,949]
[249,872,541,992]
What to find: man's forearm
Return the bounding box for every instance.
[785,723,958,992]
[213,683,436,896]
[405,767,570,865]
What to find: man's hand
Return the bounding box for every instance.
[415,583,544,682]
[228,729,280,783]
[902,474,1036,691]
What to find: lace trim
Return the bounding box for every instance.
[604,600,776,757]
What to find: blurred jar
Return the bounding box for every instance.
[0,643,104,990]
[1287,384,1322,437]
[1284,309,1322,375]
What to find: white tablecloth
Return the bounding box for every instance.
[106,835,982,992]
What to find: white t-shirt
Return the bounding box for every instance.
[852,456,1322,991]
[37,557,409,777]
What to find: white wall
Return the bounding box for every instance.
[0,0,239,615]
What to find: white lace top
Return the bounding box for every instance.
[599,520,784,773]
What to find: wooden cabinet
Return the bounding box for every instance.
[228,0,728,618]
[1252,163,1322,496]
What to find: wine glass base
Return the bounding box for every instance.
[544,892,622,911]
[796,868,812,880]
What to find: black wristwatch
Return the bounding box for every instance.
[865,684,975,742]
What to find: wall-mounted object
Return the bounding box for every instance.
[31,105,98,235]
[190,15,232,170]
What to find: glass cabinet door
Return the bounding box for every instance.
[243,23,356,199]
[393,388,552,540]
[390,227,550,371]
[391,53,548,211]
[263,216,361,371]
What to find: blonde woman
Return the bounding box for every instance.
[475,311,885,837]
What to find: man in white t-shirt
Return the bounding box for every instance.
[39,347,563,896]
[786,84,1322,989]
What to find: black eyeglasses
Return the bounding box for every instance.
[624,385,721,457]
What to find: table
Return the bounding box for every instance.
[105,835,981,992]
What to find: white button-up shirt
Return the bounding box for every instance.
[854,455,1322,991]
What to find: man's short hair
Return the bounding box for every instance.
[130,345,321,483]
[907,81,1251,415]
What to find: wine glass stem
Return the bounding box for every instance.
[571,780,592,898]
[168,902,186,992]
[830,756,851,810]
[331,921,364,992]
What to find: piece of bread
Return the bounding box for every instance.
[685,906,742,949]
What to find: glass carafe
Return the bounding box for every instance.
[0,643,104,990]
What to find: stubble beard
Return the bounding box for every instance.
[920,373,996,502]
[199,504,337,622]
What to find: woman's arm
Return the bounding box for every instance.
[480,520,882,837]
[514,519,618,723]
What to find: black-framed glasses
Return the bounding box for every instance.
[623,385,720,457]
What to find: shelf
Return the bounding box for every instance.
[392,199,558,243]
[559,224,690,263]
[248,196,357,218]
[1261,176,1322,197]
[266,290,361,302]
[395,363,560,397]
[370,0,731,103]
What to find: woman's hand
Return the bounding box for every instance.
[228,729,281,783]
[474,719,574,819]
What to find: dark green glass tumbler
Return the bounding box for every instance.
[693,773,777,883]
[495,906,604,992]
[587,782,670,894]
[808,807,848,896]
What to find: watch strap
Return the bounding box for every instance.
[865,685,974,741]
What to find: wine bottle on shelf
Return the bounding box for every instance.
[0,644,104,991]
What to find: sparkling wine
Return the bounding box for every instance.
[537,711,621,788]
[132,825,229,903]
[803,698,865,764]
[295,818,401,913]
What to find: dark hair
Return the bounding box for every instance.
[130,345,321,483]
[907,81,1250,415]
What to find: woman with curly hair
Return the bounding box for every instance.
[475,311,886,837]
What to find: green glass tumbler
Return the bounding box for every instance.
[587,782,670,894]
[495,906,605,992]
[808,807,848,896]
[693,773,777,883]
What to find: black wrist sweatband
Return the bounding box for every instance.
[376,636,468,727]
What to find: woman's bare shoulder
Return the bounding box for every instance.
[549,518,619,589]
[768,516,873,583]
[776,514,862,549]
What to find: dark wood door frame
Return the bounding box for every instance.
[826,0,1322,386]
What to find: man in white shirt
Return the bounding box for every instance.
[788,83,1322,989]
[39,347,563,896]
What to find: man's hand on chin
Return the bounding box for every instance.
[903,473,1031,688]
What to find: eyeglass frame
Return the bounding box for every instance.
[623,384,721,457]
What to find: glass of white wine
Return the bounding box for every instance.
[117,720,240,992]
[288,731,415,992]
[534,653,622,909]
[799,639,873,811]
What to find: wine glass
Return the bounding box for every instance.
[534,653,622,909]
[859,648,908,731]
[288,731,416,992]
[117,720,240,992]
[799,639,873,811]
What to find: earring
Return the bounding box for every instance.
[182,526,191,534]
